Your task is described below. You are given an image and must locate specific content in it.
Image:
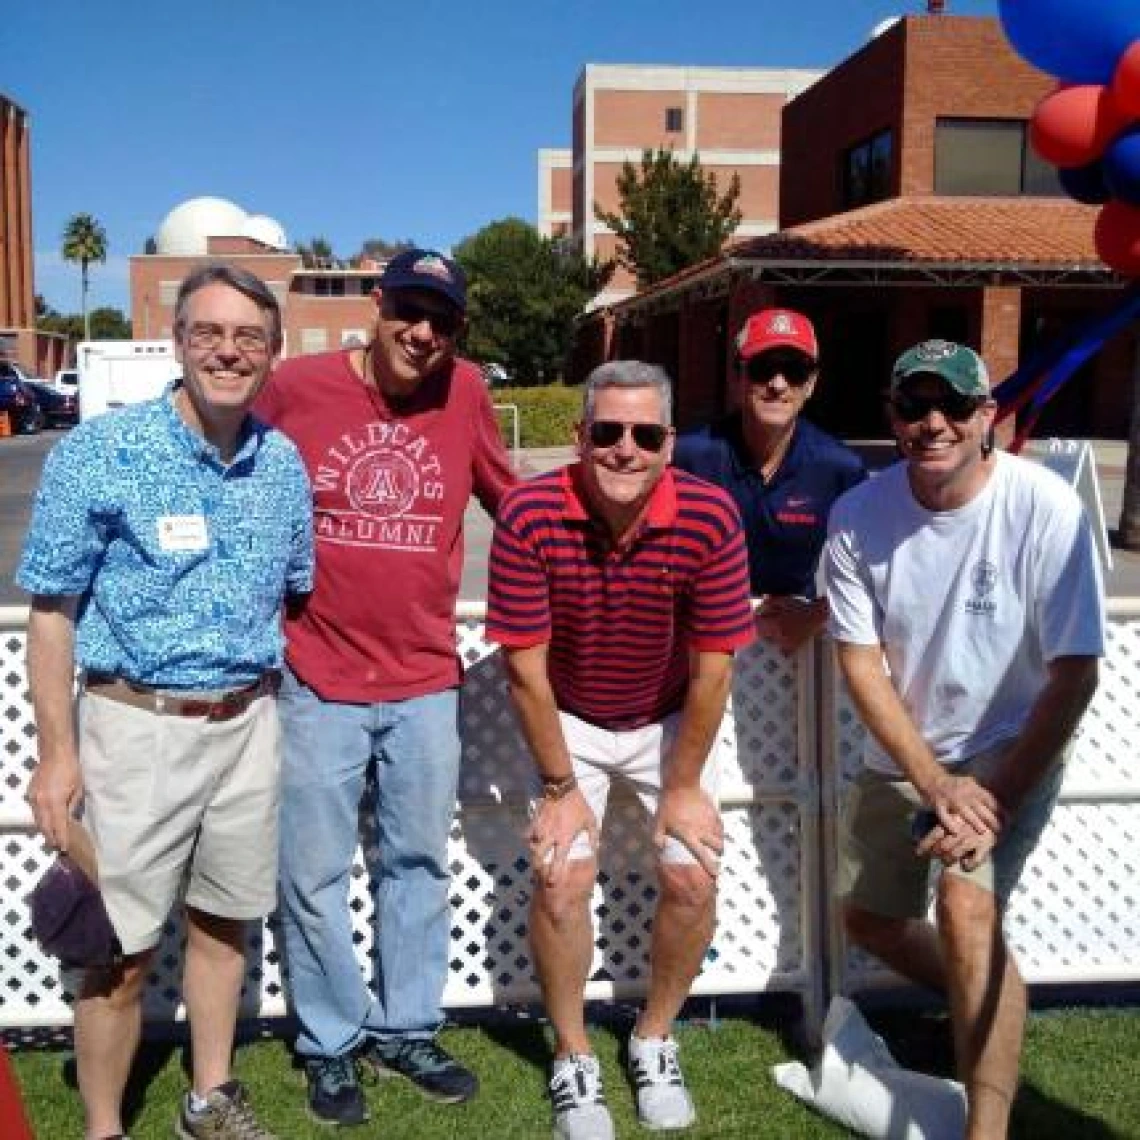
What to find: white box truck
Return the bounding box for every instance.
[76,339,182,422]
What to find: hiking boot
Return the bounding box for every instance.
[304,1053,367,1126]
[360,1036,478,1104]
[549,1054,614,1140]
[627,1034,695,1130]
[174,1079,278,1139]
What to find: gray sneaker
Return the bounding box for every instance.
[174,1079,278,1139]
[627,1034,695,1130]
[549,1054,614,1140]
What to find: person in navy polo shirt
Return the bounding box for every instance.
[19,265,314,1140]
[673,307,865,652]
[487,361,754,1140]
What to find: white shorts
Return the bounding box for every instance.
[537,710,723,865]
[79,690,281,954]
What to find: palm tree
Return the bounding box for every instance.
[61,214,108,341]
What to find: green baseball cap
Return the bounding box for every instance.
[891,340,989,396]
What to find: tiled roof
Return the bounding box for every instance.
[732,196,1103,268]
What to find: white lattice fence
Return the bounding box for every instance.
[822,599,1140,994]
[0,604,821,1029]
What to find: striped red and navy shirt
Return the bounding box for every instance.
[486,465,755,730]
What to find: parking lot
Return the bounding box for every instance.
[2,434,1138,607]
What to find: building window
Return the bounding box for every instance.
[935,118,1062,197]
[842,129,893,209]
[300,328,328,354]
[159,281,179,306]
[665,107,683,133]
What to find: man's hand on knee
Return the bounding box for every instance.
[653,786,722,878]
[527,791,598,888]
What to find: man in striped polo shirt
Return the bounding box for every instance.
[487,361,755,1140]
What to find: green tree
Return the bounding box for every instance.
[61,213,108,341]
[595,148,742,287]
[294,236,337,268]
[453,218,612,386]
[88,306,132,339]
[356,236,416,264]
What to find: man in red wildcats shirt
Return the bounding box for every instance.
[257,249,514,1126]
[487,361,754,1140]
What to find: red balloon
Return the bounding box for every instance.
[1029,84,1130,168]
[1094,200,1140,277]
[1111,41,1140,118]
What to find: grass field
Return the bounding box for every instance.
[9,1002,1140,1138]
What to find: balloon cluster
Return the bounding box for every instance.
[999,0,1140,274]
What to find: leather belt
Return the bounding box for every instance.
[84,672,279,722]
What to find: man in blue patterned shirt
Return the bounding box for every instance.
[19,264,313,1140]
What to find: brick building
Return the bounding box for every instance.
[540,63,821,304]
[130,198,383,356]
[0,93,66,378]
[578,15,1132,443]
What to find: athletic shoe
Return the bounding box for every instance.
[174,1079,278,1139]
[360,1036,478,1103]
[627,1033,696,1130]
[549,1053,614,1140]
[304,1053,367,1125]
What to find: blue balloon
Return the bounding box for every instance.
[1059,161,1112,205]
[1104,126,1140,205]
[999,0,1139,83]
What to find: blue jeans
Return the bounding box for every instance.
[276,666,460,1059]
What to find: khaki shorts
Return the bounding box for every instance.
[838,740,1068,919]
[79,689,281,954]
[532,710,722,866]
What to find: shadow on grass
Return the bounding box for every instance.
[62,1036,179,1133]
[859,1005,1131,1140]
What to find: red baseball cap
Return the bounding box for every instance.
[736,308,819,362]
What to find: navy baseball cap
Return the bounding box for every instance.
[378,249,467,312]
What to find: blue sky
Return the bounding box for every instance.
[8,0,998,315]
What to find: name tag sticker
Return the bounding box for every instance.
[157,515,209,551]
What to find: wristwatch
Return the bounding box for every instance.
[540,773,578,801]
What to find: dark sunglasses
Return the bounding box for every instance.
[587,419,671,453]
[744,354,815,387]
[890,390,984,424]
[386,296,462,338]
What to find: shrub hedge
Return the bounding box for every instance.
[491,384,582,449]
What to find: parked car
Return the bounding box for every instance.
[53,367,79,395]
[0,368,45,434]
[26,379,79,428]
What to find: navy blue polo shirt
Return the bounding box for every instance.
[673,415,866,598]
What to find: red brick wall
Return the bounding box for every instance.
[696,92,784,151]
[900,17,1053,198]
[780,16,1053,228]
[594,90,686,147]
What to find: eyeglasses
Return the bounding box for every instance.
[184,323,270,355]
[587,419,671,453]
[890,390,984,424]
[385,296,462,338]
[744,354,815,387]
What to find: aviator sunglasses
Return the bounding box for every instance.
[587,419,671,453]
[386,296,463,338]
[890,389,985,424]
[744,353,816,387]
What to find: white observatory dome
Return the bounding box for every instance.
[155,196,249,255]
[242,214,288,250]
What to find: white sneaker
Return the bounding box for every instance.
[549,1054,615,1140]
[627,1033,696,1130]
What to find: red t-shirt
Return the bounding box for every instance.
[256,349,514,702]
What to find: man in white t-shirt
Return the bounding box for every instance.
[824,340,1104,1140]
